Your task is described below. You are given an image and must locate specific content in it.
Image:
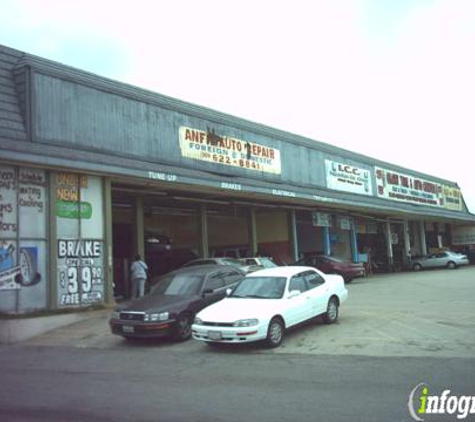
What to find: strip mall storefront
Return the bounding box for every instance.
[1,43,474,314]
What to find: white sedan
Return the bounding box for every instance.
[192,266,348,348]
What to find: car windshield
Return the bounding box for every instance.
[221,258,243,267]
[259,258,277,268]
[184,260,216,267]
[230,277,286,299]
[151,273,204,296]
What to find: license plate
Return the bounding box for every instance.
[123,325,134,333]
[208,331,222,341]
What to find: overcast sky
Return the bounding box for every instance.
[1,0,474,213]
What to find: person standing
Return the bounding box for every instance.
[130,254,148,299]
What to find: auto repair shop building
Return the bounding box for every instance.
[1,43,474,315]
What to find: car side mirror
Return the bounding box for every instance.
[288,290,301,299]
[202,288,213,297]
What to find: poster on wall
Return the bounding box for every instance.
[179,126,282,175]
[375,167,442,207]
[0,166,17,238]
[325,160,372,195]
[57,239,104,306]
[0,241,41,290]
[55,172,105,307]
[19,168,47,238]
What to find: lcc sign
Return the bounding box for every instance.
[325,160,372,195]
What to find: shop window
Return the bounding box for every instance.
[0,166,47,313]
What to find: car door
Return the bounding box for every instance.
[200,272,227,308]
[303,270,329,316]
[218,268,244,291]
[428,253,444,268]
[437,252,449,267]
[285,273,312,327]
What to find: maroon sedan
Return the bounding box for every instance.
[294,255,365,283]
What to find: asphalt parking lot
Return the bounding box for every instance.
[25,266,475,358]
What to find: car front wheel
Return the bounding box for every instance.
[173,313,192,342]
[265,317,284,348]
[412,263,422,271]
[323,297,339,324]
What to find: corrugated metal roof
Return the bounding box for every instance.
[0,44,460,186]
[0,45,27,141]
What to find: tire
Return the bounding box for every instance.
[447,261,457,269]
[173,313,193,342]
[412,263,422,272]
[265,317,284,348]
[323,297,339,324]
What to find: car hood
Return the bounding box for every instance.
[196,297,282,322]
[118,294,198,313]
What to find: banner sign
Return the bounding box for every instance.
[325,160,372,195]
[312,212,332,227]
[57,240,104,306]
[376,167,440,206]
[375,167,463,211]
[179,126,281,174]
[441,185,463,211]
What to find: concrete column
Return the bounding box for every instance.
[385,221,393,267]
[323,226,331,256]
[48,172,58,310]
[248,208,258,256]
[103,178,115,306]
[288,210,299,262]
[197,204,209,258]
[350,221,358,262]
[133,196,145,259]
[420,220,427,255]
[403,219,411,266]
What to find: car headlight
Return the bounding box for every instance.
[194,316,203,325]
[111,310,120,320]
[233,319,259,327]
[144,312,169,322]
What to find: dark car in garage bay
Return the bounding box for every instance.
[109,265,245,341]
[293,254,365,283]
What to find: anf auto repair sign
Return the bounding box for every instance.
[179,126,281,175]
[325,160,372,195]
[57,240,104,306]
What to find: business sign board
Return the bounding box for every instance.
[325,160,372,195]
[312,212,332,227]
[441,185,463,211]
[375,167,463,211]
[451,226,475,245]
[179,126,281,175]
[57,240,104,306]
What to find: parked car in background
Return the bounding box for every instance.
[292,254,365,283]
[182,257,260,274]
[192,266,348,348]
[109,265,244,341]
[239,257,278,269]
[411,251,470,271]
